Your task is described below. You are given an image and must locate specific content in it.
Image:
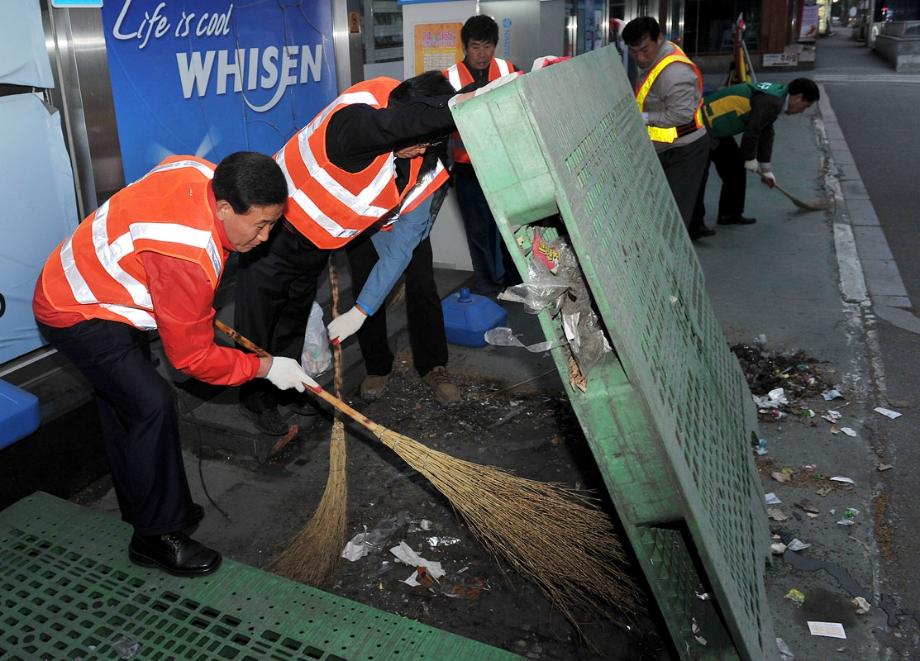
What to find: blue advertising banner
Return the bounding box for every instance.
[100,0,337,182]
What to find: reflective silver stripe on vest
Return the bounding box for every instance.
[495,58,512,76]
[278,150,361,240]
[292,91,394,219]
[60,235,96,304]
[99,303,157,330]
[446,65,462,91]
[399,158,446,214]
[92,202,153,309]
[128,223,223,281]
[60,204,223,326]
[146,159,215,180]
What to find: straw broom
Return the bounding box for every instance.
[215,321,641,623]
[270,260,348,586]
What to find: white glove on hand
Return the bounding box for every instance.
[760,171,776,188]
[266,356,319,393]
[641,112,650,125]
[327,306,367,346]
[744,159,760,172]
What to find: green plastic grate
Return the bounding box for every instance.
[0,492,518,661]
[452,46,773,660]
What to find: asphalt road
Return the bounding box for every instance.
[818,30,920,642]
[818,33,920,306]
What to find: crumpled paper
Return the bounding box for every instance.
[389,541,445,580]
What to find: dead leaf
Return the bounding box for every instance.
[767,508,789,521]
[796,499,820,514]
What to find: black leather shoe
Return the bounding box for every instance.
[688,224,716,240]
[239,405,289,436]
[717,215,757,225]
[129,532,222,577]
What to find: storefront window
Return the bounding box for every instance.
[565,0,609,56]
[362,0,403,64]
[684,0,761,54]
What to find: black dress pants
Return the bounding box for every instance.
[453,164,520,294]
[235,220,330,413]
[37,319,197,536]
[657,136,711,228]
[345,231,448,378]
[692,135,747,225]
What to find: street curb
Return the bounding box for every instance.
[816,84,920,334]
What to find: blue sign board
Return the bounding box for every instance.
[100,0,338,182]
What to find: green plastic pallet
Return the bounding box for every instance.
[453,47,773,660]
[0,492,517,661]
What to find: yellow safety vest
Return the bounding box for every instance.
[635,43,704,144]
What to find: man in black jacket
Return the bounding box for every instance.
[235,73,465,433]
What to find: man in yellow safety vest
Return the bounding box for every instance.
[623,17,709,234]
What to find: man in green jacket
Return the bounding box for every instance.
[690,78,819,239]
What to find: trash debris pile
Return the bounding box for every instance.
[324,367,662,660]
[496,230,612,389]
[731,343,835,421]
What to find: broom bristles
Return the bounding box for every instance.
[272,420,348,585]
[377,425,642,622]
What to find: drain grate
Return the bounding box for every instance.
[0,492,517,660]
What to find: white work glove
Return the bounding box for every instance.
[266,356,319,392]
[744,159,760,172]
[327,306,367,346]
[760,170,776,188]
[640,112,650,125]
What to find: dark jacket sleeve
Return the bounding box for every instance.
[740,92,783,163]
[326,97,456,171]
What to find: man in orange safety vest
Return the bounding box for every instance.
[33,152,317,577]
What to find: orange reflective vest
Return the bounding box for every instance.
[635,43,704,144]
[277,78,450,250]
[442,58,517,164]
[36,156,224,331]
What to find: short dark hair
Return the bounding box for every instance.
[461,15,498,47]
[389,70,456,106]
[622,17,661,46]
[212,152,287,214]
[788,78,820,103]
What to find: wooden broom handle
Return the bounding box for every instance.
[214,319,382,433]
[327,258,344,400]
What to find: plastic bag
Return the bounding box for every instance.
[301,302,332,377]
[484,327,562,353]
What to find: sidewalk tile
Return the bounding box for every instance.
[841,179,870,199]
[874,295,913,309]
[845,198,880,226]
[862,259,909,297]
[853,226,895,261]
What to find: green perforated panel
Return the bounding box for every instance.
[0,493,517,661]
[453,46,772,660]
